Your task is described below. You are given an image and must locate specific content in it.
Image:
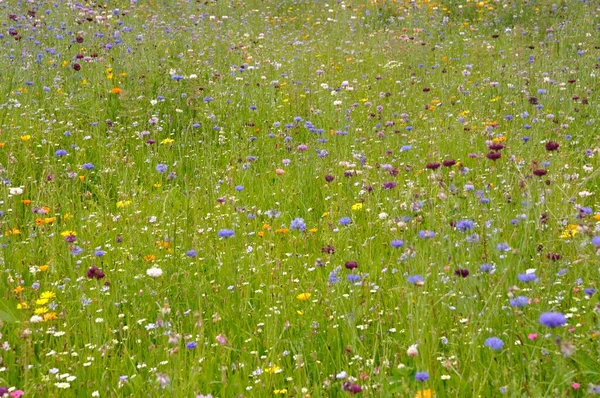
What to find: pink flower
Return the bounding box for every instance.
[527,333,538,340]
[572,383,580,389]
[216,334,227,345]
[275,168,285,175]
[11,391,24,398]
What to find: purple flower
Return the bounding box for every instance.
[86,266,105,280]
[480,263,495,273]
[418,230,435,239]
[496,243,510,252]
[55,149,68,157]
[156,163,168,173]
[539,312,566,328]
[82,163,95,170]
[342,382,362,394]
[509,296,529,308]
[235,185,244,191]
[186,341,197,349]
[584,288,596,296]
[592,236,600,247]
[94,250,106,257]
[456,219,475,232]
[415,371,429,381]
[484,337,504,350]
[290,218,306,232]
[391,239,404,248]
[407,275,424,285]
[347,274,361,283]
[517,273,537,283]
[186,249,197,258]
[218,229,234,238]
[339,217,352,226]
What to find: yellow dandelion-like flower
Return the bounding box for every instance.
[40,291,56,300]
[61,230,77,237]
[34,307,48,315]
[274,389,288,394]
[17,302,28,310]
[20,135,31,141]
[13,286,23,294]
[351,203,364,211]
[116,200,132,208]
[161,138,175,145]
[143,254,156,263]
[415,389,433,398]
[308,228,318,233]
[35,298,49,306]
[264,365,282,374]
[39,265,49,272]
[296,293,311,301]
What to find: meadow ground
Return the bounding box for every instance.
[0,0,599,396]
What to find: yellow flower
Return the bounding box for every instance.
[44,217,56,224]
[36,298,49,306]
[560,224,579,239]
[161,138,175,145]
[13,286,23,294]
[264,365,282,374]
[116,200,131,208]
[321,212,328,218]
[34,307,48,315]
[41,291,56,300]
[143,254,156,263]
[308,228,318,233]
[39,264,49,272]
[20,135,31,141]
[594,214,600,222]
[17,302,28,310]
[274,389,288,394]
[351,203,364,211]
[61,230,76,237]
[415,389,433,398]
[296,293,311,301]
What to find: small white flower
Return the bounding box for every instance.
[55,382,71,389]
[441,375,451,380]
[30,315,44,323]
[146,267,163,278]
[9,187,23,195]
[406,344,419,357]
[92,391,100,397]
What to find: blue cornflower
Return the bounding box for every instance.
[456,219,475,232]
[517,273,537,283]
[415,371,429,381]
[235,185,244,191]
[186,341,197,349]
[347,274,361,283]
[584,288,596,296]
[186,249,197,258]
[484,337,504,350]
[290,218,306,232]
[418,230,435,239]
[480,263,495,273]
[509,296,529,308]
[156,163,168,173]
[82,163,95,170]
[407,275,424,285]
[496,243,510,252]
[339,217,352,226]
[94,250,106,257]
[539,312,566,328]
[390,239,404,248]
[328,270,340,285]
[218,229,234,238]
[55,149,68,157]
[591,236,600,247]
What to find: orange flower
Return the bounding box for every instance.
[13,285,23,294]
[21,199,31,206]
[275,228,289,234]
[415,389,433,398]
[257,231,264,238]
[110,87,122,94]
[262,224,272,230]
[39,264,49,272]
[43,217,56,224]
[35,218,43,226]
[143,254,156,262]
[79,176,85,182]
[43,312,57,321]
[0,142,5,148]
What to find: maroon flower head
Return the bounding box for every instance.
[533,169,547,177]
[442,159,456,167]
[486,151,501,161]
[545,141,559,151]
[426,162,440,170]
[344,261,358,270]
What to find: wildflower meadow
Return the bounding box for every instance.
[1,0,599,396]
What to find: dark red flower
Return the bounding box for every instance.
[454,269,470,278]
[72,63,81,71]
[545,141,559,151]
[344,261,358,270]
[426,162,440,170]
[486,151,501,161]
[533,169,547,177]
[325,174,334,182]
[488,143,505,151]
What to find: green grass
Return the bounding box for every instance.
[0,0,599,396]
